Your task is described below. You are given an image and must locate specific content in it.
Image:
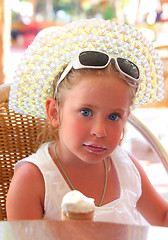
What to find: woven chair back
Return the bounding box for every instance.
[0,84,53,220]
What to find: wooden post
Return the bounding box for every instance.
[0,0,11,84]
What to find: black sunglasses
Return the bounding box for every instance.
[56,51,140,92]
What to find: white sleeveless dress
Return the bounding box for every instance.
[15,142,143,225]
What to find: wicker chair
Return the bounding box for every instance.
[0,83,168,221]
[0,84,54,220]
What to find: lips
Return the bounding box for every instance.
[83,143,107,154]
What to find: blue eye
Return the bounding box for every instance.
[81,109,92,117]
[109,113,119,121]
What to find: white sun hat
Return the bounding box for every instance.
[9,18,164,118]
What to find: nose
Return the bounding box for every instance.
[90,118,107,138]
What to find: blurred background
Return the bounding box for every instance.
[1,0,168,85]
[0,0,168,202]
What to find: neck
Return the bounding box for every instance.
[53,142,108,207]
[55,141,105,170]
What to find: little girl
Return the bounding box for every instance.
[6,19,168,226]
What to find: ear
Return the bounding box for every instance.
[46,97,59,127]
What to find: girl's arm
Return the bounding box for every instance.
[129,153,168,227]
[6,162,45,220]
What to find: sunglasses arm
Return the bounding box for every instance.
[57,62,73,87]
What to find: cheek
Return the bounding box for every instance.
[59,117,86,142]
[108,123,125,143]
[71,120,88,139]
[110,128,122,141]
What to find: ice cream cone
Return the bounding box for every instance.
[61,190,95,221]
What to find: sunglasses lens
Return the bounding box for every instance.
[117,58,139,79]
[79,51,109,67]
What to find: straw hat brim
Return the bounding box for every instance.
[9,19,164,118]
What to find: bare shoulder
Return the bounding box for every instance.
[128,152,168,226]
[12,162,44,191]
[6,162,45,220]
[127,151,146,176]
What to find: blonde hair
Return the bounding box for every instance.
[56,64,138,108]
[40,65,138,145]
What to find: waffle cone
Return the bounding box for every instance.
[62,210,94,221]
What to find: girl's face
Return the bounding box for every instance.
[57,71,131,164]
